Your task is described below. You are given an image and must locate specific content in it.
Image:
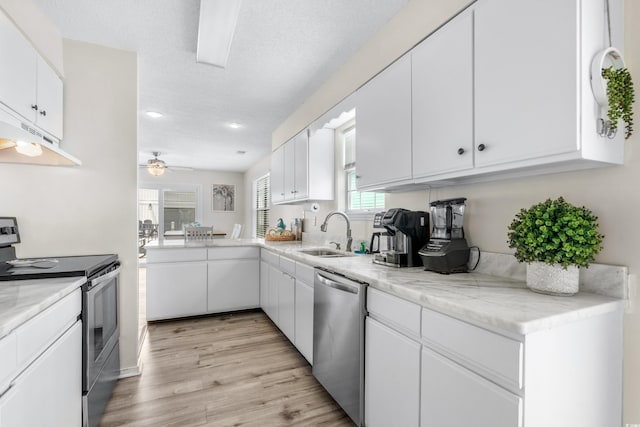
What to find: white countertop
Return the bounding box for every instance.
[146,239,624,335]
[0,276,86,339]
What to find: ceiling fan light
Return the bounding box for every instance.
[196,0,243,68]
[148,164,166,176]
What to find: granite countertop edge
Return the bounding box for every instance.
[0,277,86,340]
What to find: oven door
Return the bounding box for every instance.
[83,266,120,392]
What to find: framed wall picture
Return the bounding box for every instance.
[212,184,235,212]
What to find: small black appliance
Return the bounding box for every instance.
[419,198,470,274]
[372,208,429,267]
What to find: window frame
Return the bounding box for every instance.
[253,173,270,238]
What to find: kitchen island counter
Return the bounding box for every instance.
[0,276,86,339]
[145,239,625,336]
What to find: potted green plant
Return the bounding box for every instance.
[602,65,635,139]
[507,197,604,296]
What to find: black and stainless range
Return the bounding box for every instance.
[0,217,120,427]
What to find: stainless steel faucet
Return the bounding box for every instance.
[320,211,352,252]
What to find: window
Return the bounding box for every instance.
[255,173,270,238]
[346,168,385,211]
[341,124,385,215]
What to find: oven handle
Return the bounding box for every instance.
[89,266,121,290]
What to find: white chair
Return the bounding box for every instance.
[184,226,213,241]
[229,224,242,239]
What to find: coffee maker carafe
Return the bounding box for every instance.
[372,208,429,267]
[419,198,470,273]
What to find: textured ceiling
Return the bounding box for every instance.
[32,0,408,172]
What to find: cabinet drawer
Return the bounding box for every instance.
[421,308,523,390]
[260,249,279,265]
[421,346,522,427]
[368,288,421,338]
[147,248,207,263]
[279,256,296,276]
[0,332,16,393]
[16,289,81,369]
[208,247,259,260]
[295,262,314,285]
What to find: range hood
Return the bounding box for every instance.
[0,106,81,166]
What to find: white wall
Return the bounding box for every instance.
[141,168,245,237]
[262,0,640,423]
[0,39,138,371]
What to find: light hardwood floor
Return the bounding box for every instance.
[100,311,354,427]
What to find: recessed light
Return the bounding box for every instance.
[146,111,164,118]
[228,122,242,129]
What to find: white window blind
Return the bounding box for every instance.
[255,174,270,238]
[347,168,385,211]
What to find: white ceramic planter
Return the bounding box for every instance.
[526,262,579,296]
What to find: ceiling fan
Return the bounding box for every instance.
[140,152,193,176]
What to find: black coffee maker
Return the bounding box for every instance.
[419,198,470,274]
[372,208,430,267]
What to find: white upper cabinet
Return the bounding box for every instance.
[35,57,64,139]
[0,11,64,140]
[0,11,37,122]
[412,9,474,179]
[354,0,623,190]
[355,54,412,190]
[271,144,286,204]
[474,0,578,167]
[271,128,334,205]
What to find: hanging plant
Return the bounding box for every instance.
[602,65,635,139]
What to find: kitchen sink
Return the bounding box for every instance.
[299,249,354,258]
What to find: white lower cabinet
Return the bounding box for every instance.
[146,246,260,320]
[266,264,280,323]
[365,317,420,427]
[0,299,82,427]
[146,261,208,320]
[277,271,296,342]
[207,258,259,313]
[259,250,315,364]
[421,346,522,427]
[294,278,313,363]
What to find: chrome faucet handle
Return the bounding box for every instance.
[329,241,341,250]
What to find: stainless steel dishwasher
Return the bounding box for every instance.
[313,268,367,427]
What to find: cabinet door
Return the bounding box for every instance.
[266,264,280,323]
[412,9,473,178]
[35,57,63,139]
[146,262,207,320]
[474,0,578,167]
[421,347,522,427]
[277,272,296,342]
[294,279,313,364]
[365,317,420,427]
[207,259,259,313]
[283,140,296,201]
[292,131,308,200]
[356,54,412,189]
[260,260,269,311]
[0,322,82,427]
[0,11,37,122]
[271,145,285,204]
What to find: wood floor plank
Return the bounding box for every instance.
[100,311,354,427]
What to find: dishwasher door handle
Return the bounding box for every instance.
[316,273,359,294]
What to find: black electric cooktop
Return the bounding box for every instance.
[0,254,118,281]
